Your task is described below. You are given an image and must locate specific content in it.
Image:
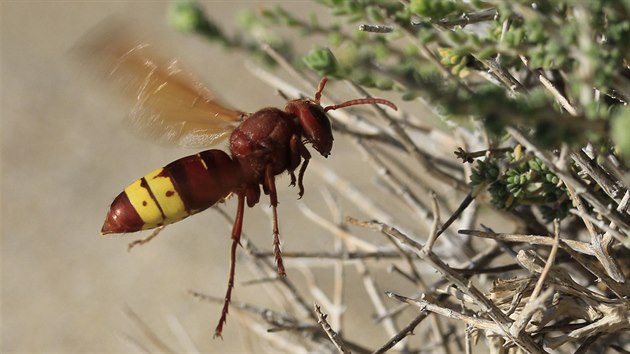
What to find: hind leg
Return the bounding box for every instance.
[214,191,246,338]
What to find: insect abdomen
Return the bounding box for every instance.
[101,150,240,234]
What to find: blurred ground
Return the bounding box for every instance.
[2,2,417,352]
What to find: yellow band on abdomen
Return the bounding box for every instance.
[124,175,163,230]
[144,168,189,224]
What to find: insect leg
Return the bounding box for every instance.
[265,166,285,277]
[214,191,246,339]
[288,135,302,189]
[296,144,312,199]
[289,170,297,187]
[127,225,165,251]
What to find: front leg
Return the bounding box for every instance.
[288,135,311,199]
[288,135,301,188]
[296,143,311,199]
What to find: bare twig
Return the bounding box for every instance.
[359,24,393,33]
[314,305,351,354]
[530,220,561,301]
[458,229,594,255]
[372,312,428,354]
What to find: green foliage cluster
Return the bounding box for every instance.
[168,0,629,222]
[470,147,571,221]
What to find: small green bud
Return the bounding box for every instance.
[303,46,339,77]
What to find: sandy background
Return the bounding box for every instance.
[2,1,420,352]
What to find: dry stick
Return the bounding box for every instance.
[452,263,522,275]
[350,218,547,354]
[359,24,394,33]
[462,227,630,296]
[392,267,426,292]
[454,147,512,163]
[424,192,441,252]
[572,150,625,201]
[332,235,346,333]
[250,250,400,260]
[504,278,536,318]
[435,191,475,239]
[421,194,453,354]
[529,220,560,300]
[610,344,630,354]
[565,180,624,282]
[564,181,599,239]
[457,230,595,255]
[517,249,624,304]
[314,305,351,354]
[378,242,505,324]
[519,55,578,116]
[477,54,524,93]
[509,220,561,337]
[386,293,500,333]
[372,313,429,354]
[552,239,630,298]
[321,189,347,333]
[429,304,452,354]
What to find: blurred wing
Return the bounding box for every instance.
[75,24,245,148]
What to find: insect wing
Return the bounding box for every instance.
[75,25,245,148]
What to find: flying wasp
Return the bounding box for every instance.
[89,30,397,337]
